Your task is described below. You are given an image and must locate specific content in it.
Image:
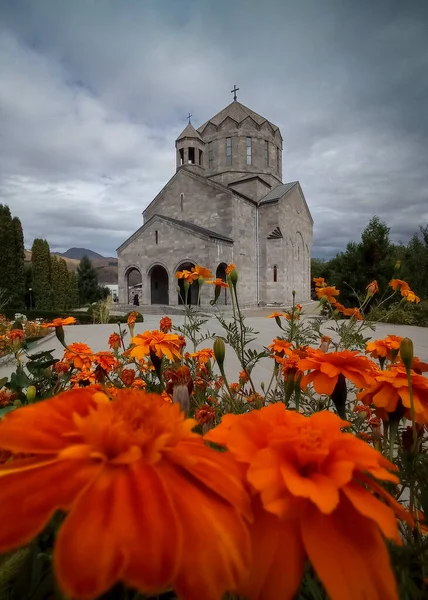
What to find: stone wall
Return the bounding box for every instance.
[118,218,234,306]
[143,169,233,237]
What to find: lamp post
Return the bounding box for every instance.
[29,287,33,310]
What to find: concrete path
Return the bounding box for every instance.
[1,311,427,389]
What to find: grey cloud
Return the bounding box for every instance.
[0,0,427,259]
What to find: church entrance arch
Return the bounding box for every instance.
[149,265,169,305]
[215,262,228,305]
[125,266,142,304]
[176,261,198,305]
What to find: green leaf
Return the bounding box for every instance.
[27,350,56,361]
[0,405,16,418]
[0,376,8,388]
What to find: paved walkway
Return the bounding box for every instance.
[1,312,427,388]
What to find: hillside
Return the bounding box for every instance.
[59,247,106,260]
[24,251,118,284]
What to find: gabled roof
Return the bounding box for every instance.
[197,101,279,134]
[176,122,203,142]
[117,214,233,253]
[258,181,314,225]
[258,182,298,204]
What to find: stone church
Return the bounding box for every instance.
[117,96,313,307]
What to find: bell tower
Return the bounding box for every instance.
[175,116,205,174]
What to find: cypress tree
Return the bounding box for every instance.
[0,205,16,308]
[31,239,53,310]
[51,255,61,309]
[68,271,79,309]
[77,255,100,304]
[11,217,26,308]
[58,258,69,310]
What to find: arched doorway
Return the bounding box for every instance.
[150,265,169,305]
[125,266,142,304]
[177,261,199,305]
[215,262,228,305]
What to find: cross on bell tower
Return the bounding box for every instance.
[186,112,192,124]
[231,84,239,102]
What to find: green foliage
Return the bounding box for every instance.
[368,300,428,326]
[31,239,53,310]
[67,270,79,309]
[50,255,68,310]
[11,217,26,309]
[1,308,131,325]
[402,226,428,299]
[0,205,25,309]
[77,255,107,304]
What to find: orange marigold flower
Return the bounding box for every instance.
[130,331,182,362]
[42,317,77,328]
[127,311,139,326]
[319,335,332,352]
[206,278,229,288]
[299,349,376,396]
[195,404,216,425]
[354,403,372,420]
[357,366,428,424]
[131,377,146,389]
[277,352,303,379]
[70,369,97,387]
[402,289,420,303]
[54,361,70,375]
[206,404,412,600]
[64,343,93,370]
[93,352,117,373]
[268,338,293,357]
[120,368,136,386]
[225,263,236,275]
[366,280,379,296]
[108,333,122,350]
[190,348,215,365]
[159,316,173,332]
[408,357,428,374]
[9,329,24,342]
[164,365,193,396]
[175,269,198,284]
[239,370,249,383]
[0,388,251,599]
[341,306,363,320]
[0,388,15,408]
[229,382,240,394]
[245,392,264,404]
[316,286,340,303]
[366,335,402,361]
[389,279,410,292]
[312,277,326,287]
[267,311,287,319]
[191,265,213,279]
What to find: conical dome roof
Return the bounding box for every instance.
[197,101,279,134]
[176,122,203,142]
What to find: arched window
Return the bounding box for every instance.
[273,265,277,283]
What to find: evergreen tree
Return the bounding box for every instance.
[58,258,69,310]
[68,270,79,309]
[403,226,428,299]
[0,205,17,308]
[31,239,53,310]
[77,255,101,304]
[51,255,69,310]
[11,217,26,308]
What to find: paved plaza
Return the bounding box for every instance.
[1,310,427,388]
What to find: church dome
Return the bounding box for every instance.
[196,100,283,186]
[197,101,279,134]
[176,122,203,142]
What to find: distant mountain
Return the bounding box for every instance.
[25,249,118,284]
[60,247,106,260]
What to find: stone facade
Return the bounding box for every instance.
[117,100,313,307]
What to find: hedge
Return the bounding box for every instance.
[1,309,140,325]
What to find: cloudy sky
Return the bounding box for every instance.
[1,0,427,258]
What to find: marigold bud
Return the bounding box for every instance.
[228,268,238,288]
[26,385,37,402]
[213,337,225,368]
[400,338,414,371]
[55,325,66,347]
